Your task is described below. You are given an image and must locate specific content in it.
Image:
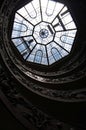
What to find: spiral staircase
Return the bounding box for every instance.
[0,0,86,129]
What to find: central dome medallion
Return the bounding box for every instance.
[33,22,54,44]
[39,29,49,38]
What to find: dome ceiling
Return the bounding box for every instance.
[11,0,77,65]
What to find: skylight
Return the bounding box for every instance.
[11,0,77,65]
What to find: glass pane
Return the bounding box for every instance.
[49,55,55,65]
[17,7,27,17]
[34,50,43,63]
[13,22,27,32]
[46,0,56,16]
[62,14,73,25]
[21,49,29,59]
[17,44,26,52]
[61,35,74,44]
[12,39,22,46]
[27,54,34,62]
[41,57,48,65]
[51,48,61,60]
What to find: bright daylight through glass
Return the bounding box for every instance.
[11,0,77,65]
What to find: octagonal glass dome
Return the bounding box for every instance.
[11,0,77,65]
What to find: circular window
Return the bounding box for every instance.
[11,0,77,65]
